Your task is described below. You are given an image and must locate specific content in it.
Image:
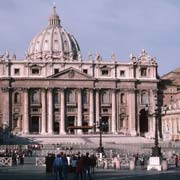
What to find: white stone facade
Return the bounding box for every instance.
[0,6,158,137]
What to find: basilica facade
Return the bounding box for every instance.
[0,7,159,137]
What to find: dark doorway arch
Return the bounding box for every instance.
[101,116,109,133]
[139,108,148,136]
[67,116,75,134]
[54,122,59,134]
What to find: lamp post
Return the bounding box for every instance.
[147,95,166,171]
[97,117,104,154]
[152,103,161,157]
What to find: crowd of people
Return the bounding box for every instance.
[0,148,25,165]
[45,152,97,180]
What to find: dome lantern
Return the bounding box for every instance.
[48,6,61,27]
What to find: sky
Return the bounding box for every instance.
[0,0,180,76]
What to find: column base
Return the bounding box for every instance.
[130,130,137,136]
[147,157,161,171]
[60,131,66,135]
[47,131,53,135]
[41,132,46,135]
[77,130,83,134]
[23,131,29,135]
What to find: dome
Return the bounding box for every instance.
[26,6,81,61]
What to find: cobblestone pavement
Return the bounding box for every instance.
[0,165,180,180]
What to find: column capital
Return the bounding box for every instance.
[95,88,101,92]
[87,88,94,93]
[76,88,82,92]
[41,88,48,93]
[111,88,118,93]
[47,88,54,92]
[21,88,30,92]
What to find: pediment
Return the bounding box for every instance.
[47,67,94,80]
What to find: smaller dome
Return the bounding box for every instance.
[26,6,81,61]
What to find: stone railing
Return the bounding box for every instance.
[36,157,45,166]
[0,157,12,166]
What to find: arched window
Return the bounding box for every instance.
[31,90,40,103]
[14,92,20,104]
[82,90,88,104]
[101,90,109,103]
[120,93,125,104]
[53,91,59,104]
[66,89,75,103]
[64,40,68,52]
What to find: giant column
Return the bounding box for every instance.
[41,89,46,134]
[89,89,94,133]
[47,89,53,134]
[23,88,29,134]
[77,89,82,134]
[128,89,136,136]
[111,89,116,133]
[60,89,66,134]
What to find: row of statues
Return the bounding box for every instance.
[1,49,157,64]
[0,51,16,60]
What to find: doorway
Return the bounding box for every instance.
[67,116,75,133]
[139,108,148,136]
[30,116,39,133]
[101,116,109,133]
[54,122,59,134]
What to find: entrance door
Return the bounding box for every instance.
[30,116,39,133]
[67,116,75,133]
[101,116,109,133]
[139,109,148,136]
[54,122,59,134]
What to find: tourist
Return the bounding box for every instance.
[53,154,63,180]
[62,153,69,180]
[82,152,92,180]
[76,155,83,180]
[175,154,179,168]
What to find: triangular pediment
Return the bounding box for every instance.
[47,67,94,80]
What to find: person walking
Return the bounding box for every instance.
[76,156,83,180]
[62,153,69,180]
[175,154,179,168]
[82,152,92,180]
[53,154,63,180]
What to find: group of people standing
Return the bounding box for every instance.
[46,151,97,180]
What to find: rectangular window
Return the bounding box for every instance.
[32,68,40,75]
[140,68,147,77]
[102,108,108,113]
[83,108,88,112]
[32,108,39,112]
[14,68,20,75]
[83,69,88,74]
[54,68,59,74]
[101,69,109,76]
[120,70,125,77]
[54,108,59,112]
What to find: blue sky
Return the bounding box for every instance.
[0,0,180,76]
